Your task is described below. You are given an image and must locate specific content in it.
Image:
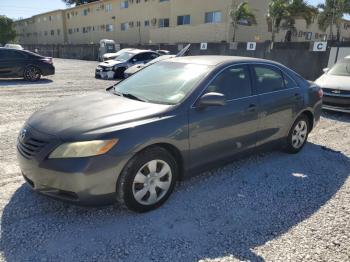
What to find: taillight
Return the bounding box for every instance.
[317,88,324,98]
[41,57,53,64]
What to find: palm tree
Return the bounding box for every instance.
[267,0,318,44]
[317,0,350,42]
[230,1,257,42]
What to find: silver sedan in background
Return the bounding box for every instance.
[315,56,350,113]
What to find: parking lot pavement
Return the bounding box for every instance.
[0,59,349,262]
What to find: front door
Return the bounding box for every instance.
[188,65,259,169]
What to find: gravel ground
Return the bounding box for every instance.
[0,59,349,262]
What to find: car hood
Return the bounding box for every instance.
[315,74,350,90]
[99,60,125,67]
[27,92,170,138]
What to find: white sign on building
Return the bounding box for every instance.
[313,42,327,52]
[247,42,256,51]
[200,43,208,50]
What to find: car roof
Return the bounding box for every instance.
[128,49,156,55]
[167,55,280,66]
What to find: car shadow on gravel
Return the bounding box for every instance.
[0,79,53,86]
[0,143,349,261]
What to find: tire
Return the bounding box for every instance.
[285,114,310,154]
[117,147,178,212]
[24,66,41,81]
[114,67,126,79]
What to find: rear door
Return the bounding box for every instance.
[0,50,12,76]
[251,64,303,146]
[0,50,27,77]
[188,64,259,169]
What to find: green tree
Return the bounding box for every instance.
[267,0,318,43]
[0,15,16,46]
[317,0,350,42]
[62,0,98,6]
[230,1,257,42]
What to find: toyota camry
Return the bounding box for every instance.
[17,56,323,212]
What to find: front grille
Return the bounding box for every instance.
[322,88,350,96]
[17,137,47,159]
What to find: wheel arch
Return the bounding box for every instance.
[135,143,185,181]
[23,64,42,77]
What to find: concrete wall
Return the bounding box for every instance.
[22,41,337,80]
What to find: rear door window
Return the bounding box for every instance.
[205,65,252,100]
[283,72,298,89]
[253,65,285,94]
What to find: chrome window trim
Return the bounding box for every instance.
[191,61,300,109]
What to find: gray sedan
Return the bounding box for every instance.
[17,56,323,212]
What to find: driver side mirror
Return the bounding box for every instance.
[323,68,329,73]
[197,92,226,107]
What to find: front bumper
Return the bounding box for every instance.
[95,67,115,79]
[41,64,55,76]
[322,93,350,113]
[16,128,131,205]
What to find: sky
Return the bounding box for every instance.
[0,0,329,20]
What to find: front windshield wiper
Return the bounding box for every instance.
[113,90,148,102]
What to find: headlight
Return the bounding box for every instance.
[49,139,118,159]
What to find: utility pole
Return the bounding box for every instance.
[330,0,336,41]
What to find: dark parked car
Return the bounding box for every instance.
[124,44,191,78]
[315,56,350,113]
[95,49,159,79]
[0,48,55,81]
[17,56,322,212]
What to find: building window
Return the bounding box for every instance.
[83,9,89,16]
[50,30,54,36]
[57,29,61,35]
[121,22,129,31]
[159,0,169,2]
[120,1,128,9]
[144,20,150,27]
[205,11,222,24]
[105,4,112,12]
[159,18,169,28]
[106,24,113,32]
[177,15,190,25]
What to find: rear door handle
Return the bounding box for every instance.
[248,104,257,112]
[294,93,302,101]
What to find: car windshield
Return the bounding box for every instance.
[115,52,133,62]
[328,60,350,76]
[114,62,211,105]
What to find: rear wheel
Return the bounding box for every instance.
[24,66,41,81]
[285,115,310,154]
[117,147,178,212]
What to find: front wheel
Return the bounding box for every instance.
[117,147,178,212]
[114,67,126,79]
[24,66,41,81]
[285,115,310,154]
